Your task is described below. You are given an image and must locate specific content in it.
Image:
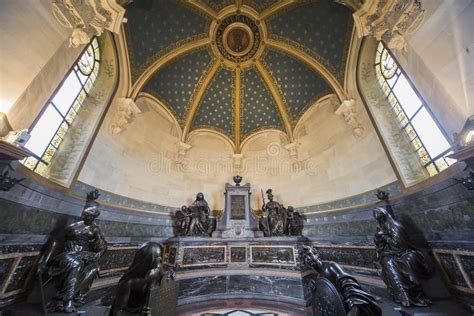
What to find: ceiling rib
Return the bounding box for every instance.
[187,0,218,19]
[234,67,242,152]
[266,38,345,101]
[259,0,297,19]
[255,60,294,142]
[130,38,212,99]
[181,60,222,142]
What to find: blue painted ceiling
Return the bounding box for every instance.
[124,0,354,145]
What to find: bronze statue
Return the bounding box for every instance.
[286,206,304,236]
[260,190,303,237]
[261,189,286,236]
[109,242,174,316]
[373,206,432,307]
[37,206,107,313]
[300,245,382,316]
[174,193,216,237]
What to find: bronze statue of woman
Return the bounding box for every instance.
[37,206,107,313]
[187,192,212,236]
[373,206,432,307]
[109,242,174,316]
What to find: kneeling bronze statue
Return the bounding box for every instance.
[300,245,381,316]
[373,206,433,307]
[109,242,175,316]
[37,206,107,313]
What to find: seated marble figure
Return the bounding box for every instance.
[373,206,433,307]
[109,242,174,316]
[174,192,216,237]
[260,189,304,237]
[300,245,382,316]
[37,205,107,313]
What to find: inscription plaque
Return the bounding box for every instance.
[182,247,226,266]
[230,195,246,220]
[251,246,295,265]
[230,247,247,263]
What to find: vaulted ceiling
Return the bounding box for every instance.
[123,0,354,151]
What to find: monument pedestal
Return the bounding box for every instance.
[212,181,263,238]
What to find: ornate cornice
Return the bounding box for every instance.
[182,60,222,141]
[52,0,125,47]
[353,0,424,51]
[255,60,294,142]
[266,38,345,101]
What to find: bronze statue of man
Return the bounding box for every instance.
[300,245,382,316]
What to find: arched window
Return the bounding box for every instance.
[23,38,100,175]
[375,42,454,176]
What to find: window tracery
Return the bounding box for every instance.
[375,42,453,176]
[23,38,100,175]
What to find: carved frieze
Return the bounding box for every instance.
[353,0,424,51]
[52,0,126,48]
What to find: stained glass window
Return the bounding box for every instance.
[375,42,454,176]
[23,38,100,175]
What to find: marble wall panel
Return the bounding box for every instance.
[181,247,226,266]
[459,255,474,286]
[5,256,36,293]
[0,258,15,291]
[437,253,469,288]
[316,247,376,269]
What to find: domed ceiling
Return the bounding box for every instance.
[124,0,353,151]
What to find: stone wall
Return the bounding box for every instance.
[0,163,472,308]
[302,165,474,296]
[78,94,397,209]
[393,0,474,137]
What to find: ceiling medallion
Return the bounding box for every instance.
[215,14,261,65]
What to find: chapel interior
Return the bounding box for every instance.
[0,0,473,315]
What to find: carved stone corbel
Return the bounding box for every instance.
[111,98,141,135]
[353,0,424,51]
[177,142,192,163]
[52,0,126,48]
[233,153,243,172]
[335,99,365,138]
[284,142,298,160]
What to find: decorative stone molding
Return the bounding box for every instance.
[353,0,424,51]
[177,142,192,163]
[52,0,126,48]
[335,99,365,138]
[111,98,141,135]
[284,142,298,160]
[233,153,243,172]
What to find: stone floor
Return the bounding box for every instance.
[1,296,472,316]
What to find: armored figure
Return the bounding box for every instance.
[37,206,107,313]
[373,206,432,307]
[300,245,382,316]
[109,242,174,316]
[174,193,216,237]
[261,189,286,236]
